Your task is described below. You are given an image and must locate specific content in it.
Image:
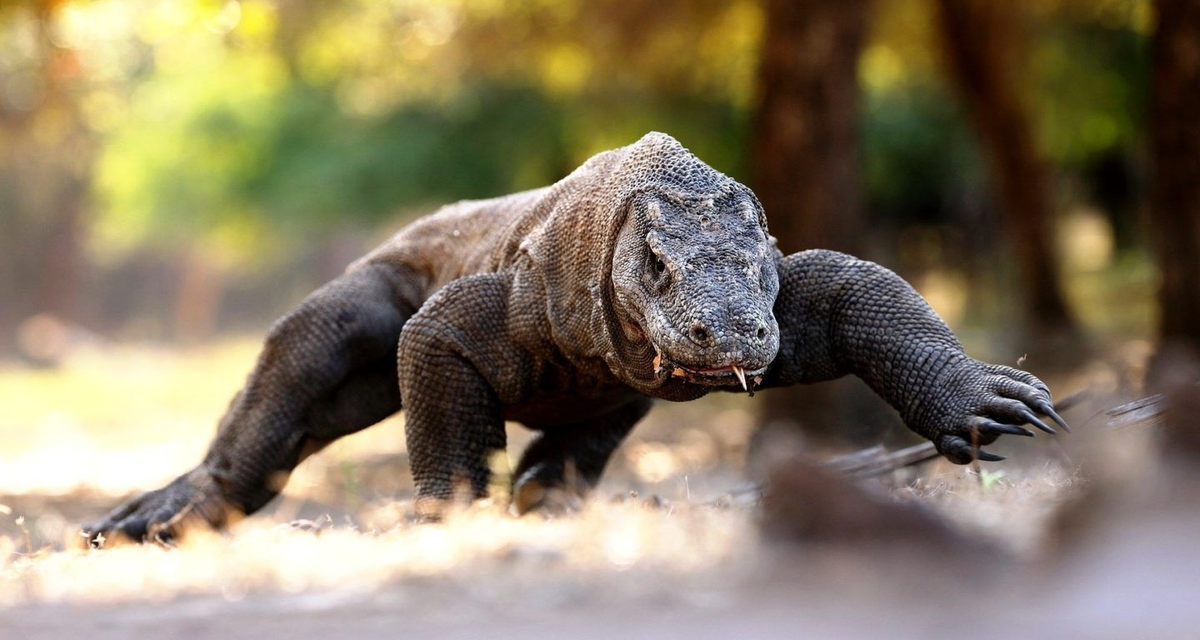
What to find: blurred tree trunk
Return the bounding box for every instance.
[10,1,91,354]
[173,250,224,343]
[934,0,1077,333]
[750,0,867,256]
[751,0,898,444]
[34,179,87,322]
[1147,0,1200,379]
[1149,0,1200,353]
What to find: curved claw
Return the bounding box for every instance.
[1036,401,1071,433]
[979,420,1035,438]
[974,449,1006,462]
[941,435,1007,464]
[1017,409,1056,435]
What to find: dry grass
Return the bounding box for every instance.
[0,338,1119,618]
[0,501,757,607]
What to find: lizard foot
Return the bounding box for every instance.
[82,467,231,547]
[932,361,1070,465]
[513,477,584,516]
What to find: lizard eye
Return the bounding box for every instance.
[645,247,670,291]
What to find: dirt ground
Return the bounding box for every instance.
[3,340,1198,639]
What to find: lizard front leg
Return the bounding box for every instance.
[397,274,532,517]
[763,250,1068,463]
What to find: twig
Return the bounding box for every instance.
[1105,393,1167,429]
[704,388,1161,507]
[706,443,941,506]
[824,445,886,474]
[838,442,941,480]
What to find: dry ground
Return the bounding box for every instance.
[2,339,1197,639]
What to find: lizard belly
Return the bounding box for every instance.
[504,386,646,430]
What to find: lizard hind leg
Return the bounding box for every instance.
[513,397,652,515]
[84,261,422,545]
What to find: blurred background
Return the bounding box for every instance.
[4,0,1200,631]
[0,0,1174,353]
[1,0,1192,474]
[2,0,1190,443]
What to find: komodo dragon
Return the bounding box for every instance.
[85,132,1068,543]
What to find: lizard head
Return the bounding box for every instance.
[610,187,781,393]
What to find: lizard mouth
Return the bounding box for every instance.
[650,347,767,394]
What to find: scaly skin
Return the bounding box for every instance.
[84,133,1066,544]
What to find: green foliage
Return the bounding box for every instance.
[81,0,755,266]
[2,0,1153,268]
[236,83,571,227]
[94,46,288,256]
[981,469,1006,491]
[1030,21,1149,167]
[862,79,985,224]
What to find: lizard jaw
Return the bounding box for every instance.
[651,347,766,393]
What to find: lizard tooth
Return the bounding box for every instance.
[732,365,747,392]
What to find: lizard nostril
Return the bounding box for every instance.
[756,326,766,340]
[689,322,711,345]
